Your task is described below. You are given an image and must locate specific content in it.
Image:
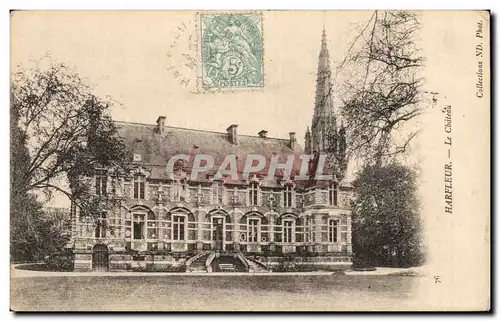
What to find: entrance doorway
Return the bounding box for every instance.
[92,244,109,272]
[212,217,225,251]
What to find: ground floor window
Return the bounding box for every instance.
[173,215,186,241]
[212,217,224,241]
[248,218,260,243]
[329,219,339,243]
[283,219,294,243]
[307,216,313,242]
[133,213,145,240]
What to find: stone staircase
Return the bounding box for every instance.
[240,254,272,273]
[209,251,248,272]
[187,251,272,273]
[186,251,210,272]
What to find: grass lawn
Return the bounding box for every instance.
[11,275,416,311]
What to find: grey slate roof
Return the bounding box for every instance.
[115,121,304,180]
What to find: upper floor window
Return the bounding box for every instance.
[249,182,258,206]
[213,181,223,204]
[283,219,294,243]
[95,171,107,196]
[329,182,339,206]
[134,176,145,199]
[95,212,107,238]
[172,215,186,241]
[283,185,293,208]
[328,219,339,243]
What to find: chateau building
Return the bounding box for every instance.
[70,30,353,272]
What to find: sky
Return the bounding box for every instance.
[11,11,374,146]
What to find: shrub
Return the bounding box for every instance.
[44,249,74,271]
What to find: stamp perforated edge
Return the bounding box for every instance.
[195,11,265,94]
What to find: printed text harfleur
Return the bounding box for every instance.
[443,105,452,214]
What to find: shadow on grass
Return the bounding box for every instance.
[15,263,59,271]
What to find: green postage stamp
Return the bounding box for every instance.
[200,13,264,89]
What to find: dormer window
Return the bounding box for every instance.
[95,171,107,196]
[329,181,339,206]
[134,176,145,199]
[283,185,293,208]
[249,182,259,206]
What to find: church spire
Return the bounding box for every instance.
[311,28,336,153]
[304,126,312,155]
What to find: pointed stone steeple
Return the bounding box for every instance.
[304,126,312,155]
[311,27,337,153]
[336,122,347,179]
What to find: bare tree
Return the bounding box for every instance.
[338,11,426,165]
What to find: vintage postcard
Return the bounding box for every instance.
[10,10,490,311]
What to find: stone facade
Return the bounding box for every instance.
[69,29,353,272]
[70,171,353,271]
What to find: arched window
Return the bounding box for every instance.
[169,208,196,244]
[172,214,186,241]
[248,217,260,243]
[249,182,258,206]
[133,212,145,240]
[329,181,339,206]
[283,219,295,243]
[240,212,268,245]
[147,211,157,240]
[130,208,157,251]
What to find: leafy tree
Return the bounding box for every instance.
[10,193,71,262]
[11,61,131,261]
[351,163,425,268]
[11,61,131,220]
[11,95,69,261]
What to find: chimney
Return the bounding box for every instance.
[156,116,166,134]
[289,132,296,149]
[227,124,238,144]
[258,130,268,138]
